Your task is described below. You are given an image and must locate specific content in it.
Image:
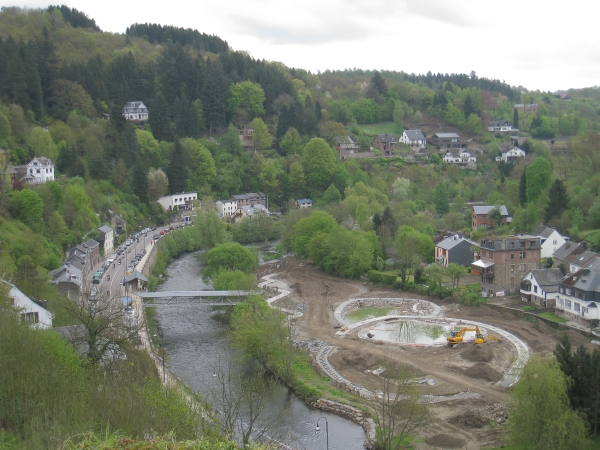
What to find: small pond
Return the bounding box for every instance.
[345,307,402,323]
[359,321,477,346]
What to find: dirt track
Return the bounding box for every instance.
[266,260,593,449]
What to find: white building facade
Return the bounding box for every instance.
[399,130,427,149]
[157,192,198,211]
[25,157,54,184]
[122,101,148,121]
[6,282,53,329]
[216,199,237,217]
[495,147,526,163]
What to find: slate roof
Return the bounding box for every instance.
[98,225,113,234]
[436,234,477,251]
[553,241,584,261]
[49,263,82,285]
[241,204,270,216]
[433,132,459,138]
[528,268,564,291]
[531,225,558,239]
[489,120,512,127]
[124,270,148,283]
[404,130,425,141]
[84,239,100,249]
[375,134,397,143]
[473,205,509,216]
[296,198,313,204]
[571,251,597,268]
[232,192,266,201]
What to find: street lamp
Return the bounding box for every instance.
[315,416,329,450]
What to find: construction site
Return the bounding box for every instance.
[260,259,596,449]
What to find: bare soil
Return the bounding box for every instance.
[265,260,593,449]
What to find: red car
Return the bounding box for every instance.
[160,230,166,235]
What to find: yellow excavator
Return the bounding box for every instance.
[447,326,479,345]
[475,330,502,345]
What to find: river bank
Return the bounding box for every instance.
[139,238,368,449]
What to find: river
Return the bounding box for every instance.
[154,251,366,449]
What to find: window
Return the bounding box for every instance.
[553,240,557,245]
[22,312,39,323]
[511,241,515,248]
[565,299,572,309]
[511,252,514,260]
[534,286,538,293]
[519,251,526,259]
[520,241,526,248]
[520,264,527,272]
[566,289,571,296]
[511,265,515,273]
[530,241,536,248]
[574,303,580,313]
[558,298,563,307]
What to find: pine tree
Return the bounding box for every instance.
[202,60,229,135]
[37,27,58,108]
[23,42,43,118]
[513,108,519,129]
[166,140,187,193]
[4,50,27,106]
[132,160,149,204]
[544,179,569,224]
[519,170,527,206]
[186,99,200,138]
[367,71,387,104]
[148,91,173,142]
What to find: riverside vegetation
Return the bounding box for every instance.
[2,4,600,448]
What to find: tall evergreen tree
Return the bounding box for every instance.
[186,99,200,137]
[544,179,569,224]
[513,108,519,130]
[4,49,27,106]
[132,160,149,204]
[37,27,58,108]
[148,91,173,142]
[23,42,43,118]
[519,170,527,206]
[202,60,229,135]
[367,71,387,104]
[166,140,187,193]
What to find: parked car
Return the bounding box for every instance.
[153,234,160,240]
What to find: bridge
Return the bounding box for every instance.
[134,290,262,307]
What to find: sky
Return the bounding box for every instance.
[7,0,600,92]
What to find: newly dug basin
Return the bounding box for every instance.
[357,319,478,346]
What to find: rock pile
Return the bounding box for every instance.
[293,339,324,351]
[448,402,507,427]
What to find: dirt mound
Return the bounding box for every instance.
[461,344,493,362]
[334,348,379,371]
[464,363,503,382]
[448,410,488,428]
[425,434,466,448]
[501,313,516,320]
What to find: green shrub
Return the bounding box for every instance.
[368,270,397,285]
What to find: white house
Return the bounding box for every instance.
[296,198,313,209]
[231,204,270,223]
[122,101,148,121]
[5,281,53,329]
[442,149,476,168]
[399,130,426,149]
[98,225,114,256]
[519,268,563,307]
[11,157,55,184]
[216,199,237,218]
[495,147,526,163]
[487,120,513,132]
[530,225,567,259]
[157,192,198,211]
[554,259,600,325]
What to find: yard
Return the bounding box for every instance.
[538,312,567,323]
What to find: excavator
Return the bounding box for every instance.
[475,330,502,345]
[447,326,479,345]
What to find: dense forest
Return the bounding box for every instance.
[2,4,600,448]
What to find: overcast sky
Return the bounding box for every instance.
[9,0,600,92]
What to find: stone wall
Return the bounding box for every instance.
[340,298,432,319]
[311,398,376,449]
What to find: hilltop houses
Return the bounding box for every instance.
[11,157,55,185]
[514,103,538,113]
[488,120,513,133]
[429,133,467,149]
[399,130,426,149]
[472,205,511,229]
[372,134,397,155]
[5,281,53,329]
[122,101,148,121]
[495,147,526,163]
[442,148,476,168]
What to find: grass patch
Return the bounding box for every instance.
[538,312,567,323]
[358,121,400,135]
[522,305,536,311]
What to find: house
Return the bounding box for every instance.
[471,235,541,296]
[429,133,467,149]
[335,136,362,160]
[231,192,266,207]
[5,281,53,329]
[495,147,526,163]
[157,192,198,211]
[530,225,567,259]
[124,270,148,292]
[83,239,100,267]
[372,134,397,155]
[552,241,589,272]
[568,252,598,274]
[435,234,478,267]
[487,120,513,133]
[296,198,313,209]
[238,128,254,147]
[399,130,426,149]
[66,244,92,273]
[231,204,270,223]
[11,157,55,184]
[514,103,538,113]
[555,258,600,326]
[520,268,563,307]
[122,101,148,121]
[49,263,82,299]
[98,226,114,256]
[108,210,126,235]
[216,199,237,218]
[472,205,511,230]
[442,148,477,168]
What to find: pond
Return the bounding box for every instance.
[359,320,477,346]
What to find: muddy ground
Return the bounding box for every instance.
[266,260,594,449]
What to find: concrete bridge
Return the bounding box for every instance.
[134,290,262,307]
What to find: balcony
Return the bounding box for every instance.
[471,259,495,277]
[483,272,495,279]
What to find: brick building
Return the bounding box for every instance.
[471,236,541,297]
[472,205,511,230]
